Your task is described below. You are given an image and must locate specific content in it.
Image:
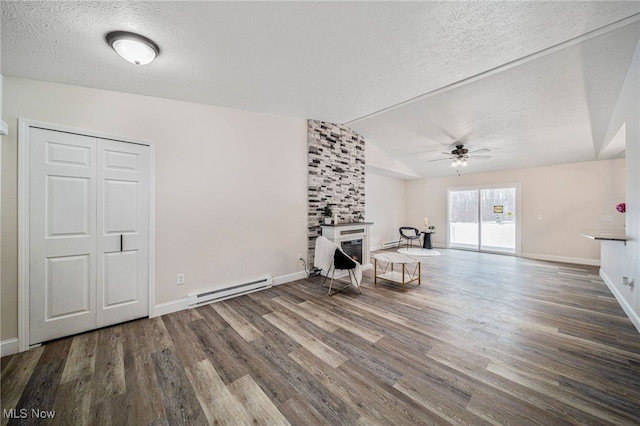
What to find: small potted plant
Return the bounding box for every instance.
[322,205,333,224]
[428,225,436,233]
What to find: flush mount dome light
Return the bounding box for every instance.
[106,31,159,65]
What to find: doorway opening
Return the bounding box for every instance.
[447,184,521,255]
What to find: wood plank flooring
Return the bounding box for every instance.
[2,249,640,425]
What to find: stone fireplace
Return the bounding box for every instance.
[307,120,366,266]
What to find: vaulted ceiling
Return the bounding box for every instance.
[2,1,639,178]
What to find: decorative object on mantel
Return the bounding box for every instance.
[428,225,436,233]
[617,202,626,213]
[322,205,333,224]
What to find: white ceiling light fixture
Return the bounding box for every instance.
[106,31,159,65]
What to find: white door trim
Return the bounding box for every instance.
[17,118,156,352]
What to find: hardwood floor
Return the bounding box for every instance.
[2,249,640,425]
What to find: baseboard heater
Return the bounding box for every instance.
[382,241,400,249]
[188,276,273,308]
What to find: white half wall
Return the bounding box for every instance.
[600,40,640,330]
[365,171,407,250]
[1,77,308,341]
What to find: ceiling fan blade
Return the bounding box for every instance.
[468,148,490,154]
[427,157,453,163]
[469,155,491,159]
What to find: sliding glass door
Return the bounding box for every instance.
[449,190,479,250]
[448,185,520,254]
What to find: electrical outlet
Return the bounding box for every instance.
[537,214,543,220]
[177,273,185,285]
[600,215,613,222]
[297,253,304,261]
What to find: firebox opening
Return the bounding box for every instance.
[341,239,363,263]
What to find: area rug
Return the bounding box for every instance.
[397,248,441,257]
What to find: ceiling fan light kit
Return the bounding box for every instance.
[431,143,490,172]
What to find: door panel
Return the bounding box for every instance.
[104,149,139,171]
[47,176,91,237]
[45,254,91,319]
[104,180,138,233]
[480,188,516,253]
[96,139,149,327]
[449,190,479,249]
[46,142,91,167]
[30,129,97,344]
[103,251,139,307]
[29,128,150,345]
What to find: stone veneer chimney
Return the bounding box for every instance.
[307,119,365,264]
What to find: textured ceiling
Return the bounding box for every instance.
[2,1,640,178]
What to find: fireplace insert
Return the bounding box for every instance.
[341,239,363,263]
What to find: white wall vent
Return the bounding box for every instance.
[188,276,273,308]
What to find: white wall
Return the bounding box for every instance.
[406,159,625,264]
[365,171,406,250]
[0,73,4,345]
[1,77,308,341]
[600,41,640,331]
[366,142,420,179]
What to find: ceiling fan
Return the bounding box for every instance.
[428,144,491,168]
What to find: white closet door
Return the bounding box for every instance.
[29,128,150,345]
[29,129,98,344]
[96,139,149,326]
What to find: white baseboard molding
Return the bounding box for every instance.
[273,271,308,285]
[521,252,600,266]
[1,338,19,357]
[152,270,310,318]
[600,269,640,333]
[152,298,189,318]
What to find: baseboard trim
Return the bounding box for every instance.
[152,298,189,318]
[1,338,19,357]
[600,269,640,333]
[273,271,308,285]
[152,270,310,318]
[521,252,600,266]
